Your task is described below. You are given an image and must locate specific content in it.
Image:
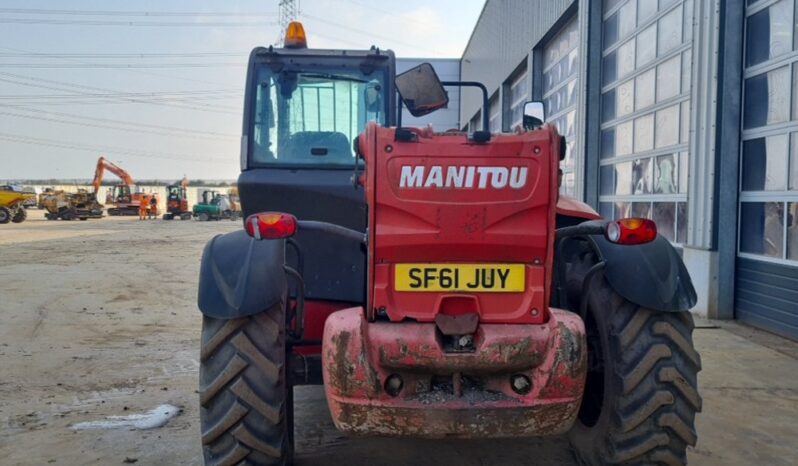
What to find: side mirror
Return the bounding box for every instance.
[395,63,449,117]
[523,101,545,131]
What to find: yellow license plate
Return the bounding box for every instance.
[394,264,525,292]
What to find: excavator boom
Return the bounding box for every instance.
[93,156,135,193]
[92,156,153,216]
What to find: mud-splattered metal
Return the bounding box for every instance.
[322,307,587,438]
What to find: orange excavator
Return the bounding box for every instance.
[93,156,158,216]
[163,176,192,220]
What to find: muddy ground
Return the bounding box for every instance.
[1,210,796,465]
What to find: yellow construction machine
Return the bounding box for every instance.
[0,185,35,224]
[38,188,104,221]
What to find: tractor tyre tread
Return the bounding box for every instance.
[199,301,289,466]
[0,206,10,224]
[569,276,701,466]
[11,206,26,223]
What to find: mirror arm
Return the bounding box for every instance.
[393,78,489,133]
[397,94,403,128]
[441,81,490,132]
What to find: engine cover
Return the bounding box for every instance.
[359,125,561,325]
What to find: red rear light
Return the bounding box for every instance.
[605,218,657,245]
[245,212,297,240]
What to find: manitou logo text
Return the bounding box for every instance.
[399,166,528,189]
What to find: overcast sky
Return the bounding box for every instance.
[0,0,484,181]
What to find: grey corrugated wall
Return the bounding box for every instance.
[459,0,575,123]
[735,258,798,340]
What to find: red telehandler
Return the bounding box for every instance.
[196,22,701,466]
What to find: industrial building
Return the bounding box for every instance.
[444,0,798,339]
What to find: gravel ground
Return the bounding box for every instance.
[1,209,796,465]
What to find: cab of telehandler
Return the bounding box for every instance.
[237,31,395,305]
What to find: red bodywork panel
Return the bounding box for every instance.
[557,195,601,220]
[168,199,189,214]
[359,124,561,325]
[294,300,351,355]
[318,124,588,437]
[322,306,586,437]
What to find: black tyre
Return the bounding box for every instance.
[568,278,702,465]
[0,206,10,224]
[11,207,27,223]
[199,302,291,466]
[199,213,209,222]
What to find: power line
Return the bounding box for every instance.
[0,132,234,164]
[0,96,238,105]
[0,52,247,58]
[0,7,277,17]
[0,89,240,98]
[0,109,237,141]
[339,0,441,29]
[0,45,242,87]
[0,104,239,138]
[0,62,244,68]
[301,13,442,55]
[301,29,372,49]
[0,77,240,111]
[0,73,240,114]
[0,18,278,27]
[0,100,236,107]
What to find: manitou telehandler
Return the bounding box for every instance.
[197,22,701,466]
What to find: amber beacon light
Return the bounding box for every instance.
[284,21,308,48]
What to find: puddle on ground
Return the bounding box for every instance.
[71,404,180,430]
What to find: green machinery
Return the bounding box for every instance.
[192,190,241,221]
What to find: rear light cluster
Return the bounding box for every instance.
[245,212,297,239]
[605,218,657,245]
[243,211,656,245]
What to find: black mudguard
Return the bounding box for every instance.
[198,230,287,319]
[587,235,697,312]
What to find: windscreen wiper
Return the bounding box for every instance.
[300,73,371,83]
